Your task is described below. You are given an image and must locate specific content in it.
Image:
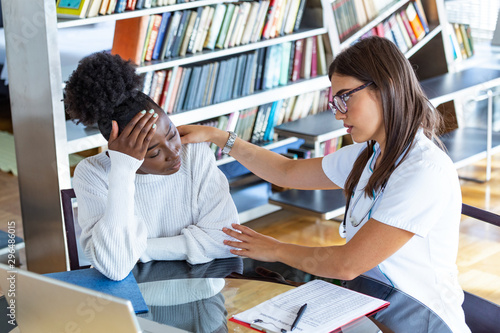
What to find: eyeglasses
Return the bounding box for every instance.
[329,81,373,115]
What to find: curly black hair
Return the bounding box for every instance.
[64,52,158,140]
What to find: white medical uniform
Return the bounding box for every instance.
[322,130,470,333]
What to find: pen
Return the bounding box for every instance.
[290,303,307,331]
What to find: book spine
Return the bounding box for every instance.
[405,2,425,41]
[291,39,303,81]
[205,4,227,50]
[310,37,317,78]
[399,9,417,46]
[293,0,306,31]
[152,12,170,60]
[145,15,163,62]
[413,0,429,33]
[187,7,203,54]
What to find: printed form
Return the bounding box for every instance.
[232,279,389,333]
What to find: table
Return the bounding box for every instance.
[129,258,452,333]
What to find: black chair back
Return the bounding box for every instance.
[460,203,500,332]
[61,189,90,271]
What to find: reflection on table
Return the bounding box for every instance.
[130,258,452,333]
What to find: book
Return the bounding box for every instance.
[310,36,317,78]
[56,0,93,18]
[45,268,148,314]
[112,15,151,65]
[459,24,473,58]
[86,0,103,18]
[98,0,111,15]
[205,4,227,50]
[262,0,277,39]
[144,15,163,62]
[190,7,209,54]
[205,62,219,105]
[413,0,429,33]
[161,11,182,59]
[234,2,252,47]
[196,7,215,52]
[284,0,300,34]
[106,0,118,14]
[224,4,241,49]
[388,14,408,53]
[316,35,327,76]
[251,1,270,42]
[291,39,304,81]
[184,66,202,110]
[405,2,425,41]
[186,7,204,53]
[179,11,198,57]
[216,4,236,49]
[293,0,307,31]
[152,12,171,60]
[159,69,173,110]
[167,67,183,113]
[171,10,190,58]
[395,12,412,50]
[399,9,417,46]
[241,2,260,45]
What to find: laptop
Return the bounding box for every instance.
[0,264,188,333]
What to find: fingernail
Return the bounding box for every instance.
[140,110,146,114]
[152,124,156,129]
[153,113,158,118]
[149,109,154,114]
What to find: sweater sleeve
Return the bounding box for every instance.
[73,151,149,281]
[141,144,239,264]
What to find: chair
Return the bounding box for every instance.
[460,203,500,332]
[61,189,91,270]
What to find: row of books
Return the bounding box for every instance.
[332,0,394,40]
[194,88,330,159]
[356,1,429,55]
[112,0,307,65]
[448,23,474,62]
[140,36,328,113]
[332,0,428,43]
[57,0,202,19]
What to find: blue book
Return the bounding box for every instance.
[45,268,148,314]
[152,12,172,60]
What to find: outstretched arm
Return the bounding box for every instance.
[222,220,414,280]
[178,125,339,190]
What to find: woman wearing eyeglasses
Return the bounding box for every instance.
[178,36,469,332]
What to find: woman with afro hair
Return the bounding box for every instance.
[65,52,239,281]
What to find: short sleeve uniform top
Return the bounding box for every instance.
[322,130,470,333]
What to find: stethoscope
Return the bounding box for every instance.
[339,181,387,239]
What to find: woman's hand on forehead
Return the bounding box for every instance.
[107,110,159,160]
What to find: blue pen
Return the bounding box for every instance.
[291,303,307,331]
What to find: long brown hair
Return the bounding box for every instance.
[328,36,443,199]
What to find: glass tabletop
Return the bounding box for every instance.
[131,258,452,333]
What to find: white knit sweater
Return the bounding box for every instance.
[73,143,239,281]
